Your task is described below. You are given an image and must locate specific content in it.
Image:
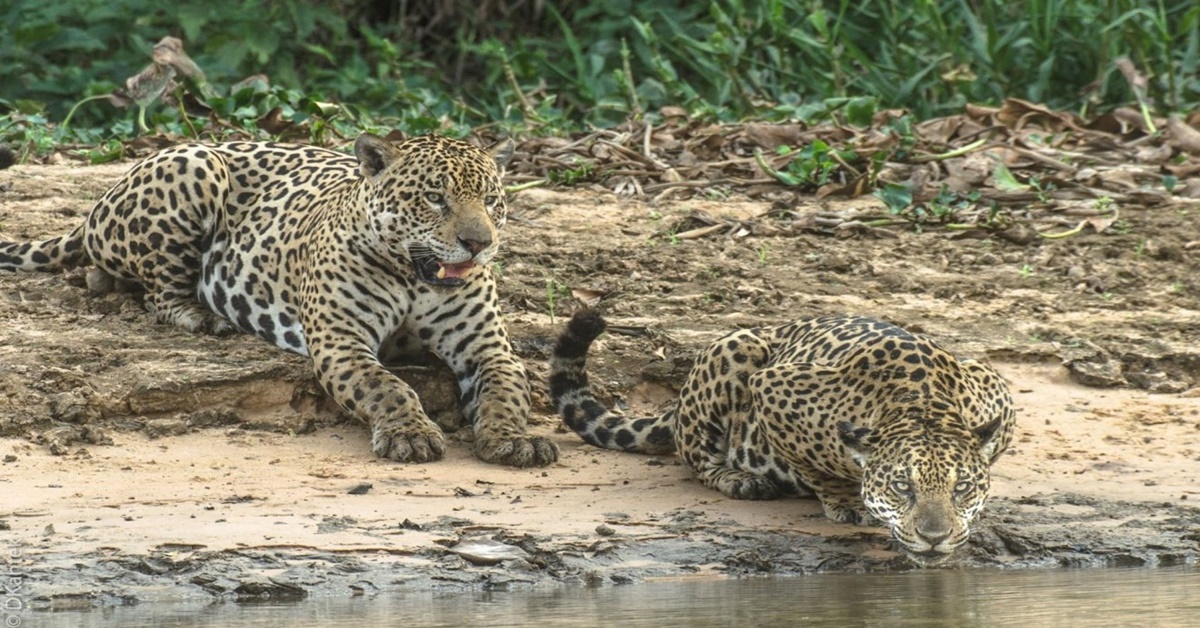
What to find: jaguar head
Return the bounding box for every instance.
[354,133,515,287]
[839,408,1004,564]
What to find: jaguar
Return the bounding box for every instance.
[550,309,1015,561]
[0,134,557,468]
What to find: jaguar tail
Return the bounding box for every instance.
[549,309,676,455]
[0,223,88,271]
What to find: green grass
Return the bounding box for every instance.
[0,0,1197,150]
[544,277,571,324]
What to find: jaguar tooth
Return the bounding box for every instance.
[435,265,447,279]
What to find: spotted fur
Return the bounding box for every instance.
[1,134,557,467]
[551,310,1015,561]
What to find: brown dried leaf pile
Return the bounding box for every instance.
[499,100,1200,241]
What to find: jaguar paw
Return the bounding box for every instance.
[371,418,447,463]
[474,434,559,468]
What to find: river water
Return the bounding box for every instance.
[33,567,1198,627]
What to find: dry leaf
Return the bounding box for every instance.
[230,74,270,94]
[570,288,607,306]
[659,106,688,122]
[871,108,909,126]
[743,123,804,150]
[965,103,1001,119]
[1114,57,1149,93]
[1166,117,1200,155]
[1085,211,1120,234]
[1178,179,1200,199]
[257,107,298,137]
[152,37,204,81]
[119,63,175,109]
[996,98,1081,133]
[815,174,870,200]
[1095,168,1139,191]
[127,136,176,152]
[914,116,964,144]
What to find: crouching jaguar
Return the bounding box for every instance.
[0,134,557,468]
[550,310,1015,561]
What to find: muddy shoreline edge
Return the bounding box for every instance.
[12,487,1199,610]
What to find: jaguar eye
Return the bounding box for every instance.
[424,192,445,205]
[891,481,912,495]
[484,195,499,207]
[953,481,972,494]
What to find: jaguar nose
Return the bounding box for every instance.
[916,524,951,548]
[458,236,491,256]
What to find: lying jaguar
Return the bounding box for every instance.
[0,134,557,468]
[550,309,1015,561]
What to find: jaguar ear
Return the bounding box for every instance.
[487,137,515,169]
[974,415,1005,462]
[355,133,399,178]
[837,421,877,468]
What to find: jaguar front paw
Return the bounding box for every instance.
[205,314,237,336]
[474,433,558,468]
[714,471,782,501]
[819,498,869,525]
[370,416,447,463]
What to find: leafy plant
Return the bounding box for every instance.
[3,0,1199,145]
[992,164,1030,191]
[875,183,914,214]
[874,183,988,229]
[773,141,858,188]
[547,161,597,186]
[544,277,571,324]
[925,186,982,222]
[1028,176,1058,203]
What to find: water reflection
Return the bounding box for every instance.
[37,567,1198,627]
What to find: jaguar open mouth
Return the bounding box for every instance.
[413,256,476,286]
